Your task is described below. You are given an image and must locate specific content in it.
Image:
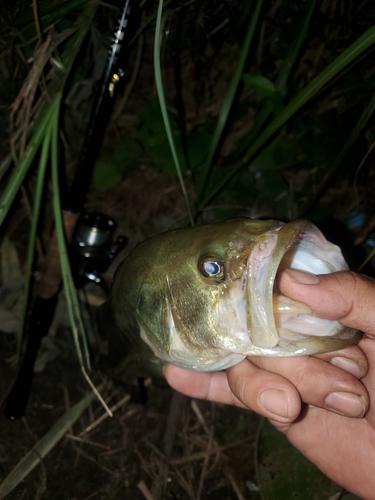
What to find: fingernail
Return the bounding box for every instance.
[284,269,320,285]
[259,389,289,419]
[330,357,365,379]
[325,392,366,418]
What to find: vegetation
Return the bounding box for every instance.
[0,0,374,498]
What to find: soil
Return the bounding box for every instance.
[0,331,260,500]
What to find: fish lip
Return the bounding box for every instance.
[245,220,312,349]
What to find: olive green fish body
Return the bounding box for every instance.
[98,218,361,379]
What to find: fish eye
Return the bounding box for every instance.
[198,258,225,280]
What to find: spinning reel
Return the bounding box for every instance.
[71,212,127,292]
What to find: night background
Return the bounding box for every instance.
[0,0,374,498]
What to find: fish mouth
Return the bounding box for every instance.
[246,220,357,355]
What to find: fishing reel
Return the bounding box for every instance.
[71,212,127,292]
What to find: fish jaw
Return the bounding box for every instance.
[245,225,283,349]
[244,220,361,356]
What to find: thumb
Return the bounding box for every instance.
[277,269,375,337]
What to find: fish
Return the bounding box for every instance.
[97,218,361,379]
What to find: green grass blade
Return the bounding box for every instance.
[298,91,375,217]
[0,95,60,228]
[50,104,91,371]
[359,246,375,271]
[17,121,53,357]
[196,0,262,202]
[154,0,194,225]
[228,0,317,164]
[48,5,97,95]
[198,23,375,211]
[0,9,93,191]
[16,0,90,31]
[275,0,317,95]
[50,151,80,368]
[0,154,13,181]
[0,388,98,500]
[129,0,174,47]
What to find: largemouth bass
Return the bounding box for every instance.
[98,218,361,379]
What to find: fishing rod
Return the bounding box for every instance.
[4,0,138,420]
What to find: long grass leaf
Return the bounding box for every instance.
[154,0,194,225]
[228,0,317,164]
[359,246,375,271]
[196,0,263,202]
[275,0,317,95]
[0,388,98,499]
[0,155,13,182]
[16,0,90,31]
[0,95,60,228]
[49,104,75,333]
[0,10,93,189]
[17,122,53,356]
[198,24,375,211]
[298,91,375,217]
[129,0,174,47]
[50,101,90,371]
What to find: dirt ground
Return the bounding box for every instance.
[0,330,261,500]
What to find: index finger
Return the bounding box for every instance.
[277,269,375,337]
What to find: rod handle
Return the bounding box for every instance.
[4,296,58,420]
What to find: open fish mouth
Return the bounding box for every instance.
[104,216,362,375]
[245,220,360,356]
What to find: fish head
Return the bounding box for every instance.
[123,218,361,371]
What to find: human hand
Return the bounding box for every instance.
[164,270,375,498]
